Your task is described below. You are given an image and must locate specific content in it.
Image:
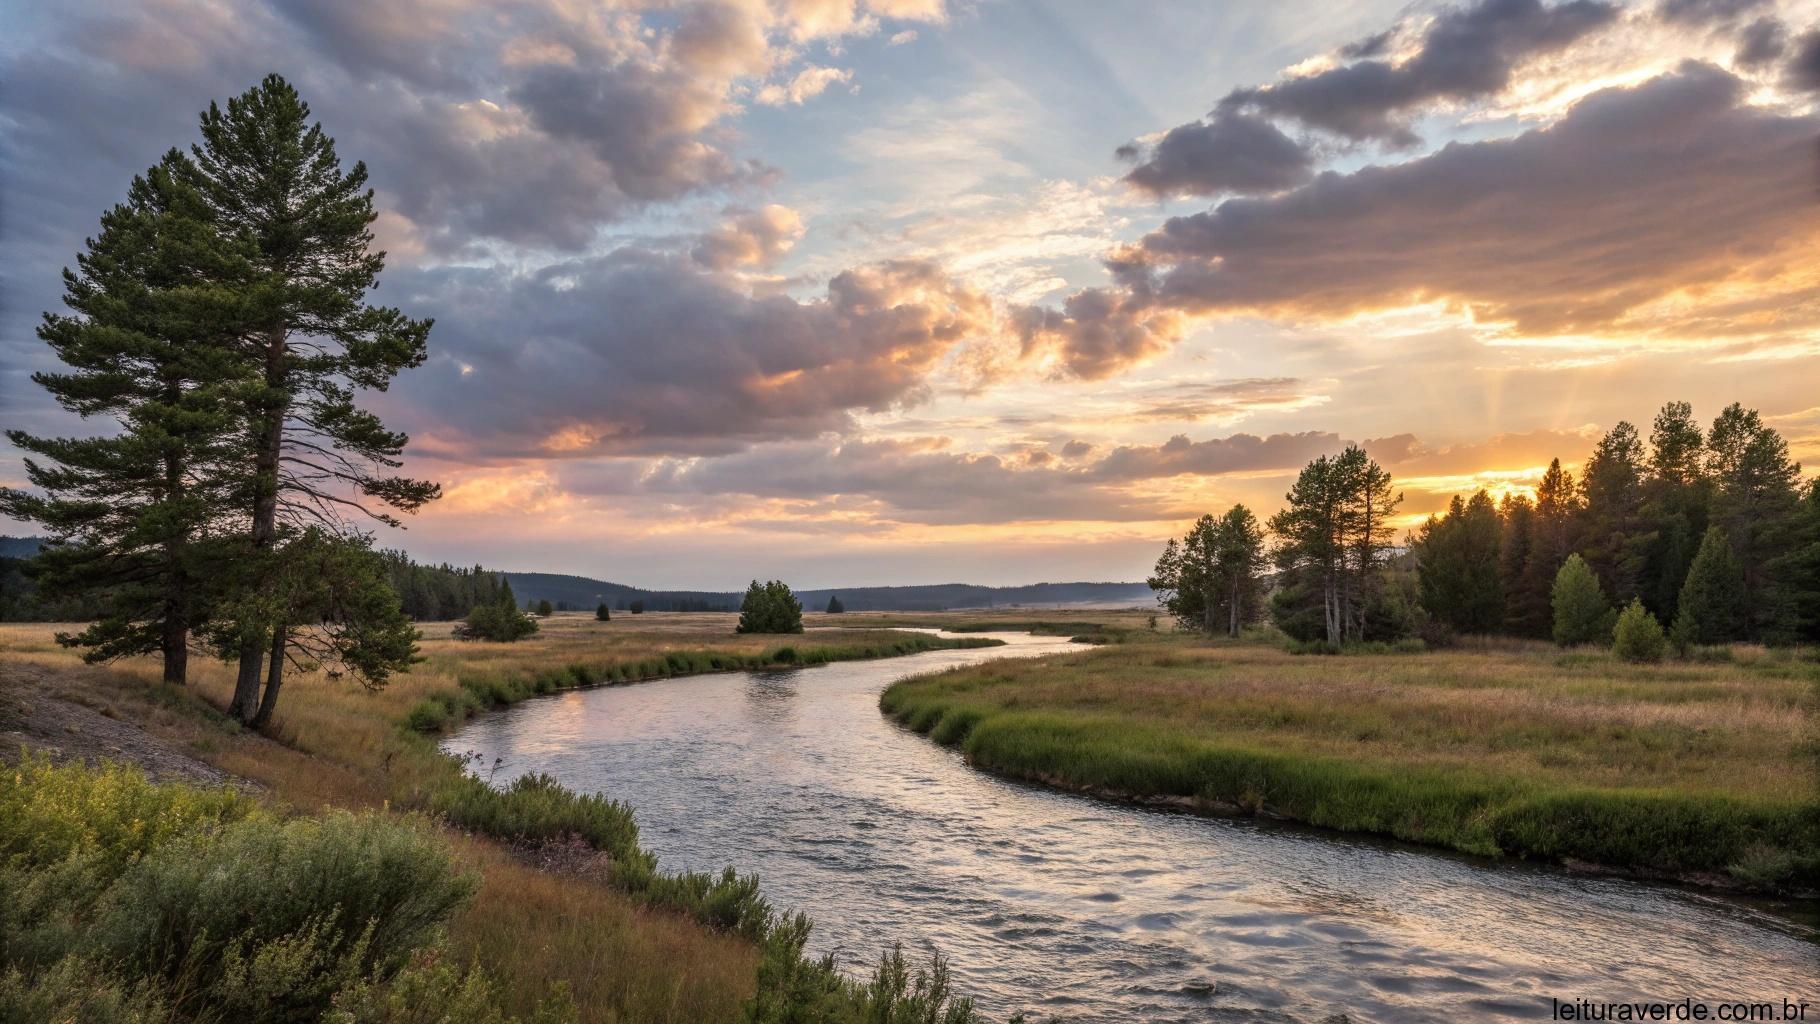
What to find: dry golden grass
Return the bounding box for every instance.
[901,635,1815,798]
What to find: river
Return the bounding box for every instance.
[444,631,1817,1023]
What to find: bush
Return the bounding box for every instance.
[0,760,485,1024]
[594,602,610,622]
[1551,554,1613,646]
[736,580,804,635]
[533,599,553,618]
[1612,599,1667,663]
[455,602,539,643]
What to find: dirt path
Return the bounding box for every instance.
[0,661,240,786]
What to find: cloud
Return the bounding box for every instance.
[1785,27,1820,90]
[391,252,1000,457]
[756,65,855,105]
[866,0,947,22]
[888,29,920,45]
[1119,113,1314,198]
[1114,63,1820,336]
[1655,0,1770,27]
[1219,0,1619,144]
[692,205,807,269]
[628,427,1357,525]
[1088,431,1343,482]
[1734,16,1789,68]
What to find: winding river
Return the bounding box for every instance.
[445,631,1817,1023]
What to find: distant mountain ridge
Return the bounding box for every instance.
[0,536,1149,612]
[501,571,1151,613]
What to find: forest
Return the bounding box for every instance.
[1150,401,1820,650]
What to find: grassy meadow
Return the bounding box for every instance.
[882,630,1820,893]
[0,612,1008,1023]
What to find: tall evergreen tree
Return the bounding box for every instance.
[1672,526,1746,647]
[1511,459,1580,637]
[1579,421,1651,604]
[1704,403,1802,641]
[1269,446,1398,644]
[1415,490,1504,633]
[1496,493,1534,632]
[1642,401,1710,622]
[1,155,253,683]
[179,76,440,724]
[1211,505,1266,638]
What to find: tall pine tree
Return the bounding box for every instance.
[1,154,253,683]
[1704,404,1802,641]
[180,76,440,724]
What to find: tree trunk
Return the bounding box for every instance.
[251,624,286,730]
[232,328,288,723]
[159,420,190,685]
[160,611,188,685]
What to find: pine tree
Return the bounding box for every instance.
[1672,526,1746,648]
[178,76,440,724]
[1,154,257,683]
[534,599,554,617]
[1269,446,1398,644]
[1704,404,1802,641]
[1550,553,1611,646]
[825,595,845,614]
[1579,421,1651,604]
[1212,505,1266,637]
[1611,599,1667,663]
[736,580,803,634]
[1513,459,1580,637]
[1416,490,1504,633]
[596,602,612,621]
[1497,493,1534,632]
[1641,401,1711,622]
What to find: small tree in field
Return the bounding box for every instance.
[628,599,645,614]
[596,602,611,621]
[1611,599,1667,663]
[1551,553,1612,646]
[825,595,845,614]
[737,580,804,634]
[534,598,553,617]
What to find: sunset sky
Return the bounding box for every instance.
[4,0,1820,588]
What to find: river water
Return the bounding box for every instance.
[445,631,1817,1023]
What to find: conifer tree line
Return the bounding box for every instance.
[375,551,516,621]
[1152,404,1819,648]
[1,76,438,725]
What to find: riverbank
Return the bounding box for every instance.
[0,614,1012,1023]
[881,633,1819,895]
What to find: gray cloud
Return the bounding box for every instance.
[390,252,997,457]
[1119,113,1314,198]
[1734,16,1789,68]
[1220,0,1618,144]
[1786,28,1820,90]
[1117,63,1819,334]
[625,428,1355,525]
[1655,0,1770,27]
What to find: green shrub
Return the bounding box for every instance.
[455,602,539,643]
[1611,599,1667,663]
[87,811,473,1021]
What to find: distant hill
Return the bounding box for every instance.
[501,572,1152,613]
[0,536,1150,613]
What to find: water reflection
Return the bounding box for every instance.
[447,632,1817,1024]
